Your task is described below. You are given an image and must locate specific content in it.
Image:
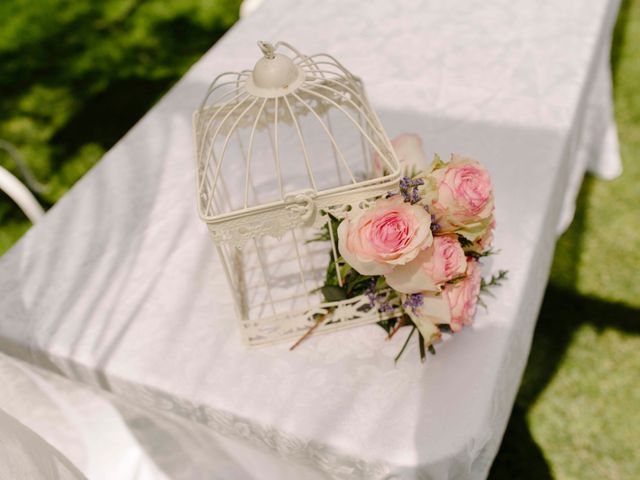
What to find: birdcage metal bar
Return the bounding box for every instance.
[290,229,312,307]
[252,237,278,316]
[282,94,318,191]
[241,246,328,273]
[216,244,245,317]
[206,96,260,215]
[323,112,344,184]
[247,289,326,311]
[197,94,251,215]
[303,72,371,106]
[313,54,356,73]
[298,86,396,173]
[303,79,386,148]
[200,71,250,108]
[304,79,386,138]
[276,41,309,64]
[197,92,250,202]
[241,262,324,295]
[297,56,346,185]
[301,62,355,75]
[197,89,249,165]
[244,98,268,208]
[203,155,233,215]
[235,129,263,209]
[290,91,357,184]
[201,83,247,111]
[299,54,354,78]
[358,109,372,177]
[266,97,285,200]
[301,71,366,102]
[202,76,249,105]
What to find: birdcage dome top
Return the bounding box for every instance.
[193,41,401,247]
[246,41,305,96]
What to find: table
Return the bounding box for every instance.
[0,0,622,478]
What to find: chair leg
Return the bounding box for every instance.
[0,165,44,223]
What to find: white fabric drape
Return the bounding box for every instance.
[0,407,86,480]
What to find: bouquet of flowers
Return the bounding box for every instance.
[295,134,506,362]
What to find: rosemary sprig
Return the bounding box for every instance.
[466,248,500,259]
[479,270,509,306]
[481,270,509,291]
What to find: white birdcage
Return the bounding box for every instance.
[194,41,401,346]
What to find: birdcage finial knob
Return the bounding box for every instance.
[257,41,276,59]
[250,40,302,94]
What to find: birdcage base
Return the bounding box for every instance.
[240,294,399,347]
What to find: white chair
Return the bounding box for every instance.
[0,139,45,223]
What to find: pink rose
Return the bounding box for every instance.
[385,234,467,294]
[477,219,495,249]
[443,258,482,332]
[467,218,496,254]
[428,155,494,241]
[373,133,427,177]
[338,195,433,275]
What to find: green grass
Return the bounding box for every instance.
[0,0,241,253]
[1,1,639,478]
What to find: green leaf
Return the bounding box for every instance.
[454,217,494,242]
[306,230,330,243]
[345,272,376,297]
[446,274,467,285]
[465,248,498,259]
[377,317,400,334]
[326,213,341,251]
[457,234,474,248]
[321,285,347,302]
[375,276,388,290]
[430,153,447,172]
[338,261,351,281]
[437,324,452,333]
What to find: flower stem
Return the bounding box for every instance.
[394,326,416,364]
[387,316,405,340]
[289,315,326,351]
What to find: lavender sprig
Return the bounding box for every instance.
[430,213,440,233]
[399,176,424,204]
[366,279,394,313]
[402,292,424,315]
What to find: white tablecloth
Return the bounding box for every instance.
[0,0,622,478]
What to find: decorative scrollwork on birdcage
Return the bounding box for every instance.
[194,41,401,346]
